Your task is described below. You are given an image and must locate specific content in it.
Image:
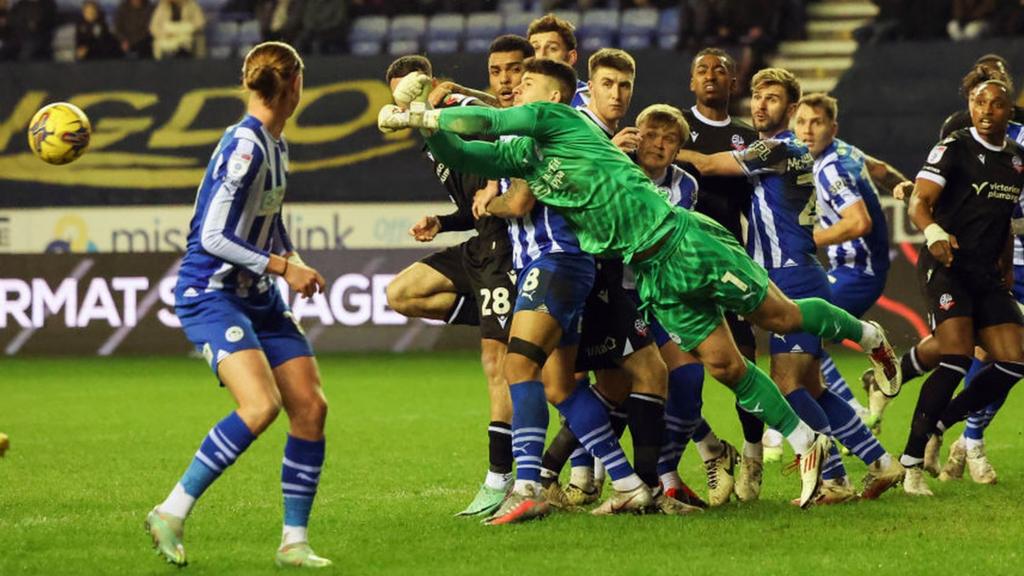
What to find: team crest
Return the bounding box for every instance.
[731,134,746,150]
[927,145,946,164]
[225,326,244,343]
[1013,155,1023,173]
[938,293,955,311]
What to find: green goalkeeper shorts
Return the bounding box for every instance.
[632,209,769,352]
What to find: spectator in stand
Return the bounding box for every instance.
[255,0,302,42]
[115,0,154,58]
[1001,0,1024,35]
[293,0,347,54]
[76,0,123,60]
[7,0,57,60]
[150,0,205,59]
[948,0,995,40]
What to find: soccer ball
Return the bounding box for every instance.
[27,102,92,165]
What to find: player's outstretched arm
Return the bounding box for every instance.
[675,148,745,177]
[864,153,911,197]
[425,130,535,180]
[435,104,542,138]
[485,179,536,218]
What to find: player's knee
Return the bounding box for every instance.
[703,354,745,385]
[385,280,413,314]
[240,397,282,434]
[503,346,542,384]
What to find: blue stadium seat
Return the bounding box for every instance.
[428,13,465,41]
[503,11,536,35]
[467,12,503,40]
[55,0,79,15]
[388,38,421,56]
[349,15,389,42]
[464,37,492,53]
[498,0,527,14]
[196,0,228,15]
[657,7,680,50]
[579,9,618,52]
[209,21,239,59]
[551,10,580,29]
[349,15,388,55]
[390,14,428,42]
[96,0,120,15]
[620,7,657,49]
[426,38,460,54]
[237,20,260,53]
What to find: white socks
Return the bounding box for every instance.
[611,473,644,493]
[858,321,882,350]
[158,483,195,519]
[695,433,725,461]
[485,471,512,491]
[743,440,764,461]
[785,421,816,456]
[282,525,308,547]
[964,436,984,451]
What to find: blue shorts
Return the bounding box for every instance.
[1013,266,1024,304]
[769,265,831,357]
[827,266,887,318]
[514,253,595,347]
[176,287,313,379]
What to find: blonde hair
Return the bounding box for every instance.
[797,92,838,122]
[751,67,801,105]
[636,103,690,143]
[242,41,304,104]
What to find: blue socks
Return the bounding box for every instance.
[556,384,635,482]
[659,364,705,476]
[282,435,325,531]
[818,389,885,466]
[820,352,855,403]
[785,388,845,480]
[510,380,549,484]
[181,411,256,498]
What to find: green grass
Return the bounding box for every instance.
[1,351,1022,575]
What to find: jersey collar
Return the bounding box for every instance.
[970,127,1006,152]
[578,106,615,138]
[690,105,732,127]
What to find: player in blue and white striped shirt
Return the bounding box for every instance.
[146,43,332,569]
[679,69,904,503]
[527,13,589,108]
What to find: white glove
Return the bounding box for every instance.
[378,104,410,133]
[393,71,432,109]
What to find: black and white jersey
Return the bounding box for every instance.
[426,94,507,242]
[940,106,1024,139]
[681,106,757,242]
[917,127,1024,271]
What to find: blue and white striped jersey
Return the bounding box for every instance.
[653,164,698,210]
[176,115,292,303]
[571,79,590,108]
[1003,123,1024,266]
[813,139,890,276]
[732,130,818,269]
[501,175,586,271]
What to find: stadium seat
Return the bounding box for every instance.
[426,38,460,54]
[52,23,76,62]
[388,38,421,56]
[390,14,428,42]
[349,15,388,56]
[620,7,657,50]
[55,0,79,15]
[579,9,618,52]
[657,7,680,50]
[551,9,580,28]
[209,21,239,59]
[503,11,536,35]
[96,0,119,14]
[237,20,260,54]
[498,0,527,14]
[428,13,465,41]
[349,15,389,42]
[467,12,503,39]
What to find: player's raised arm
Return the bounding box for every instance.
[423,129,538,181]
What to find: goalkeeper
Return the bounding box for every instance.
[382,58,903,507]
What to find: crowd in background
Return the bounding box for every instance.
[0,0,1021,63]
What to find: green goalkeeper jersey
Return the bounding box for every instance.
[425,101,686,261]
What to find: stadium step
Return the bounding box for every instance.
[807,2,878,20]
[778,40,858,58]
[807,19,863,41]
[800,77,839,94]
[768,56,853,77]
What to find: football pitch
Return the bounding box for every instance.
[1,351,1021,575]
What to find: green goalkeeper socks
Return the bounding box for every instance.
[796,297,864,343]
[733,360,800,436]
